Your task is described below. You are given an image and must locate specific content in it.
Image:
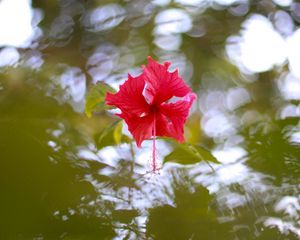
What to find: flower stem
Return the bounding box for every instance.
[152,114,156,172]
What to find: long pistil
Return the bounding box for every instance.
[152,114,157,172]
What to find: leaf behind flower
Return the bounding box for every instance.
[85,82,116,118]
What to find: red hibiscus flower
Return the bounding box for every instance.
[105,56,196,171]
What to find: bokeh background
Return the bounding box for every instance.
[1,0,300,239]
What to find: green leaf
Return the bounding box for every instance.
[98,120,120,147]
[85,81,116,118]
[97,120,131,149]
[164,142,219,165]
[113,121,123,144]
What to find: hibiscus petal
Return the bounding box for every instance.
[143,56,191,105]
[157,93,197,142]
[155,113,177,139]
[105,74,150,116]
[118,112,154,147]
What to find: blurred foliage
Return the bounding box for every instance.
[243,118,300,181]
[147,170,231,240]
[0,0,300,239]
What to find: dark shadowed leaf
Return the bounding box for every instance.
[112,209,139,223]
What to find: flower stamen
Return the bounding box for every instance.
[152,113,157,172]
